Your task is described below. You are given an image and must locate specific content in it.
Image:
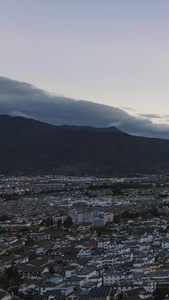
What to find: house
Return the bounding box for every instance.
[18,279,42,296]
[13,253,29,264]
[18,264,49,279]
[66,276,86,288]
[0,290,12,300]
[0,256,14,269]
[39,277,63,295]
[79,286,112,300]
[44,286,74,300]
[28,232,51,241]
[103,271,132,285]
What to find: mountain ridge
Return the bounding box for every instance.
[0,115,169,175]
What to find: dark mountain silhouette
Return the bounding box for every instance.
[1,114,169,175]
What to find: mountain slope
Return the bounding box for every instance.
[0,115,169,175]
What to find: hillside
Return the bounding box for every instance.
[1,115,169,175]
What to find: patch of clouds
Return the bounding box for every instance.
[164,115,169,122]
[139,113,162,119]
[109,121,122,127]
[10,111,33,118]
[121,106,135,112]
[1,76,169,139]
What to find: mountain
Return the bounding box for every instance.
[1,114,169,175]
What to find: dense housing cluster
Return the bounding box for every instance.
[0,174,169,300]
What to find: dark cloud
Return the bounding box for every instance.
[139,113,162,119]
[121,106,135,112]
[0,76,169,139]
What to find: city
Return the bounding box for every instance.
[0,174,169,299]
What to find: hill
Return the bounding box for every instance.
[0,115,169,175]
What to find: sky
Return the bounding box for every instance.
[1,1,169,138]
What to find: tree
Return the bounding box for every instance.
[46,217,50,228]
[5,267,13,280]
[12,269,20,283]
[49,265,54,274]
[39,220,45,226]
[49,217,53,227]
[63,216,73,228]
[29,251,36,260]
[0,274,10,290]
[57,219,62,229]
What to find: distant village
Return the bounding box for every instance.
[1,174,169,300]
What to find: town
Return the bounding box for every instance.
[1,174,169,300]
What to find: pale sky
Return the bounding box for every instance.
[1,1,169,127]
